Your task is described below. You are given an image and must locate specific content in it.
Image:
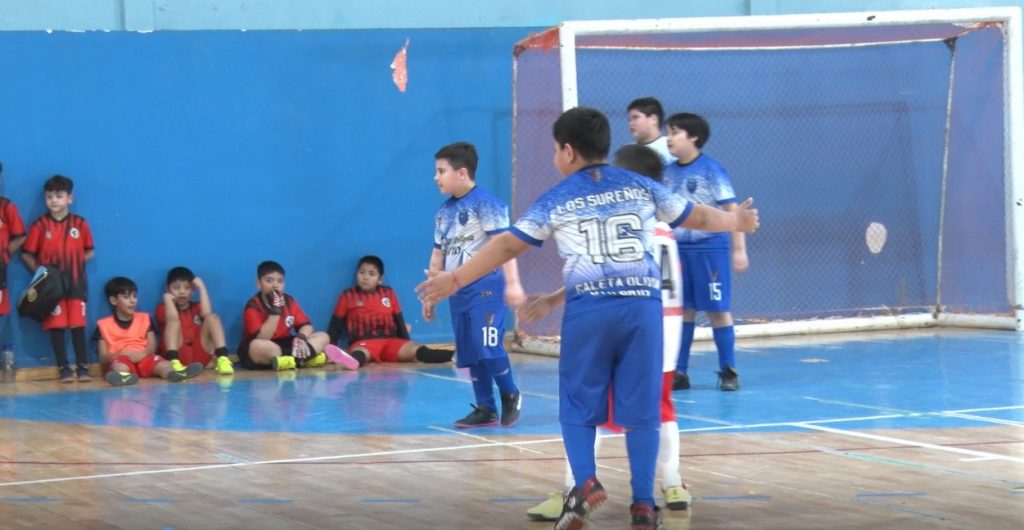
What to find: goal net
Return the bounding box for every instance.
[511,8,1023,353]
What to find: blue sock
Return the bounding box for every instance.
[676,321,695,373]
[561,423,597,487]
[468,362,496,412]
[713,325,736,371]
[484,356,518,396]
[625,427,659,507]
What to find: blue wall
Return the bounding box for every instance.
[0,28,523,366]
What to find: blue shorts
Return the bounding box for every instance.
[451,302,508,368]
[559,298,663,430]
[680,247,732,312]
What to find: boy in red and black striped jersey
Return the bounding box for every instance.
[22,175,94,383]
[0,162,27,343]
[327,255,453,368]
[156,267,233,375]
[237,260,330,371]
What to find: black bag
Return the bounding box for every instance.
[18,265,66,321]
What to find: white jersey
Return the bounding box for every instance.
[654,222,682,372]
[640,136,674,166]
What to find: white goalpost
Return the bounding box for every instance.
[511,8,1023,354]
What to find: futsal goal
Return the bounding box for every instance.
[510,8,1024,353]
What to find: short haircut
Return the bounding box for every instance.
[613,145,664,182]
[552,107,611,161]
[627,97,665,127]
[666,112,711,149]
[44,174,74,194]
[435,142,478,180]
[105,276,137,299]
[166,266,196,286]
[257,260,285,278]
[357,255,385,276]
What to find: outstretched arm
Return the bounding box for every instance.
[418,232,531,304]
[681,198,759,234]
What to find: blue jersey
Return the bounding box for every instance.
[662,153,736,250]
[511,164,691,308]
[434,186,509,312]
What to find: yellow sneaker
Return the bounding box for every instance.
[663,484,692,510]
[303,351,327,368]
[526,491,564,521]
[169,359,186,372]
[272,355,296,371]
[215,355,235,375]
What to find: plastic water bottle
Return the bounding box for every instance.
[1,344,14,383]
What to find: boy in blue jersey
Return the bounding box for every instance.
[662,113,748,392]
[418,108,758,529]
[423,141,526,429]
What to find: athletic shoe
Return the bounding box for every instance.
[215,355,235,375]
[75,364,92,383]
[717,367,740,391]
[671,371,690,391]
[526,492,564,521]
[325,344,360,370]
[454,405,498,428]
[167,361,203,382]
[58,365,75,384]
[302,352,327,368]
[105,370,139,387]
[629,503,663,530]
[291,336,313,360]
[555,477,607,530]
[272,355,297,371]
[500,391,522,427]
[663,484,692,510]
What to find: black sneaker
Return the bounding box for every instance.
[500,392,522,427]
[76,364,92,383]
[454,405,498,428]
[555,477,607,530]
[717,367,740,391]
[58,365,74,384]
[671,371,690,391]
[629,502,663,530]
[105,370,139,387]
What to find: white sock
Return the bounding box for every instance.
[658,420,682,488]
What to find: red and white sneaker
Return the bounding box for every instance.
[325,344,360,370]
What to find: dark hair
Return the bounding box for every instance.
[627,97,665,127]
[44,174,74,194]
[105,276,138,299]
[257,260,285,278]
[166,266,196,286]
[435,142,478,180]
[357,255,385,276]
[552,107,611,161]
[666,112,711,149]
[613,145,664,182]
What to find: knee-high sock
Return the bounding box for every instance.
[625,427,659,507]
[676,321,695,373]
[468,362,496,412]
[49,329,69,367]
[712,325,736,371]
[658,421,682,488]
[562,432,603,491]
[484,356,518,396]
[562,423,597,488]
[70,327,88,365]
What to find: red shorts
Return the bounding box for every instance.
[604,371,676,432]
[42,298,87,331]
[110,353,162,378]
[350,338,412,363]
[178,341,212,367]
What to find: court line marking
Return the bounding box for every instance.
[402,369,559,400]
[793,423,1024,463]
[939,412,1024,427]
[428,426,548,455]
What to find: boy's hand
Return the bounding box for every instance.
[162,292,175,305]
[192,277,206,292]
[736,198,760,233]
[519,293,558,323]
[504,282,526,309]
[265,290,285,315]
[732,248,749,273]
[422,302,435,322]
[417,270,458,305]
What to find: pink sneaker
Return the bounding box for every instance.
[325,344,360,370]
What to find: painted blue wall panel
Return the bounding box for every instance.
[0,29,525,367]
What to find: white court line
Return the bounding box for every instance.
[402,369,559,400]
[794,423,1024,463]
[428,426,547,455]
[801,396,921,415]
[944,405,1024,414]
[678,414,905,433]
[939,412,1024,427]
[959,456,1003,462]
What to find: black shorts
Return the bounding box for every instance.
[237,337,294,370]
